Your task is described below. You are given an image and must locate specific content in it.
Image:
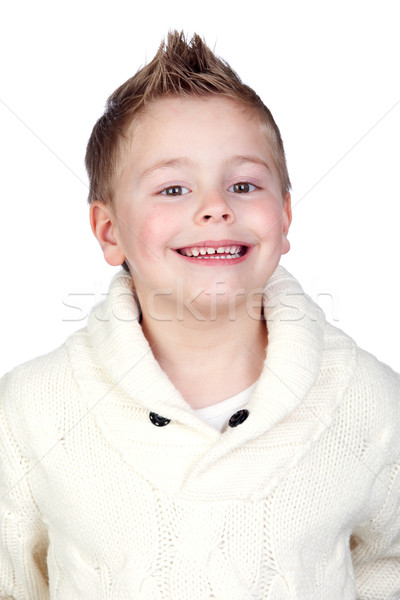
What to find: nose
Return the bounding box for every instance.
[194,189,235,224]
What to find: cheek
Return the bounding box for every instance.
[145,204,186,241]
[122,206,179,257]
[141,210,176,248]
[251,201,284,236]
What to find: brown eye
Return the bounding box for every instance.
[161,186,189,196]
[230,182,256,193]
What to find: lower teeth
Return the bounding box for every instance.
[193,253,240,259]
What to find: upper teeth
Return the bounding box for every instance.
[180,245,242,257]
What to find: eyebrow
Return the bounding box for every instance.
[229,155,271,172]
[139,154,271,180]
[139,158,190,180]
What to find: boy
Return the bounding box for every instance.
[1,31,399,599]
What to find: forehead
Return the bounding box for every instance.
[135,95,264,134]
[124,95,275,169]
[140,94,257,119]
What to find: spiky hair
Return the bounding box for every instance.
[85,30,290,206]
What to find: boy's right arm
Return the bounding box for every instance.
[0,375,49,600]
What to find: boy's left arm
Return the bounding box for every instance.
[351,453,400,599]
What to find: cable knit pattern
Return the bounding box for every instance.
[1,266,400,599]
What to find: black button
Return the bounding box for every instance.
[228,409,249,428]
[149,412,171,427]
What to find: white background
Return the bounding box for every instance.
[1,0,399,376]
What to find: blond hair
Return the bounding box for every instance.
[85,30,291,207]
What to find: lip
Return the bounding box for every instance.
[174,239,251,251]
[173,239,252,265]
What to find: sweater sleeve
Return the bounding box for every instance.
[351,460,400,600]
[0,382,49,600]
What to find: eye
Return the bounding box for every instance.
[160,185,190,196]
[229,182,257,193]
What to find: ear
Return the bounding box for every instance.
[281,193,292,255]
[89,201,126,266]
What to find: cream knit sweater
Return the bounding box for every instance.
[1,266,400,600]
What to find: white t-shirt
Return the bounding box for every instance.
[195,383,256,432]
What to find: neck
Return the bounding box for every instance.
[140,298,267,409]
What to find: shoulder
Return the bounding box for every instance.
[347,340,400,431]
[351,342,400,396]
[324,319,400,407]
[0,337,78,399]
[322,321,400,463]
[0,333,85,458]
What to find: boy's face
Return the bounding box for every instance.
[91,96,291,317]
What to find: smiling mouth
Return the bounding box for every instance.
[176,244,248,259]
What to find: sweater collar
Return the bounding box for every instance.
[85,265,326,434]
[247,266,326,435]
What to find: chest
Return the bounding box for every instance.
[31,417,372,599]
